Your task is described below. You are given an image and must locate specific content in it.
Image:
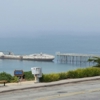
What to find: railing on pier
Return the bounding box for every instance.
[56,52,100,64]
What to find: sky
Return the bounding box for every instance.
[0,0,100,37]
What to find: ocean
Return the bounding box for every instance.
[0,34,100,75]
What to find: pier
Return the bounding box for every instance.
[56,52,100,64]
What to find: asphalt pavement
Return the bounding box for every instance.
[0,76,100,93]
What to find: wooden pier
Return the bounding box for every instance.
[56,52,100,64]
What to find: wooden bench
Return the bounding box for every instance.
[0,80,7,86]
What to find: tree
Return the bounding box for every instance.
[88,57,100,67]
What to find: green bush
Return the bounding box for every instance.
[40,67,100,82]
[67,70,78,78]
[0,72,13,82]
[11,76,18,83]
[75,69,84,78]
[0,67,100,83]
[82,68,93,77]
[40,73,60,82]
[58,72,67,79]
[67,67,100,79]
[24,71,34,80]
[78,67,100,77]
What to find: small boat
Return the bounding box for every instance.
[0,52,55,61]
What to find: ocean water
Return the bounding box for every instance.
[0,34,100,75]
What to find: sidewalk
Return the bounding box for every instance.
[0,76,100,93]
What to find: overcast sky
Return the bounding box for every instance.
[0,0,100,37]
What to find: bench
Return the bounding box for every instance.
[0,80,7,86]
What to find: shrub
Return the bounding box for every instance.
[24,71,34,80]
[0,72,13,82]
[40,73,60,82]
[88,67,100,76]
[76,69,84,78]
[11,76,18,82]
[66,67,100,79]
[82,68,93,77]
[67,70,78,78]
[0,67,100,83]
[40,67,100,82]
[58,72,67,80]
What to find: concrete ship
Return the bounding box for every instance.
[0,52,55,61]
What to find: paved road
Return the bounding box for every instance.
[0,80,100,100]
